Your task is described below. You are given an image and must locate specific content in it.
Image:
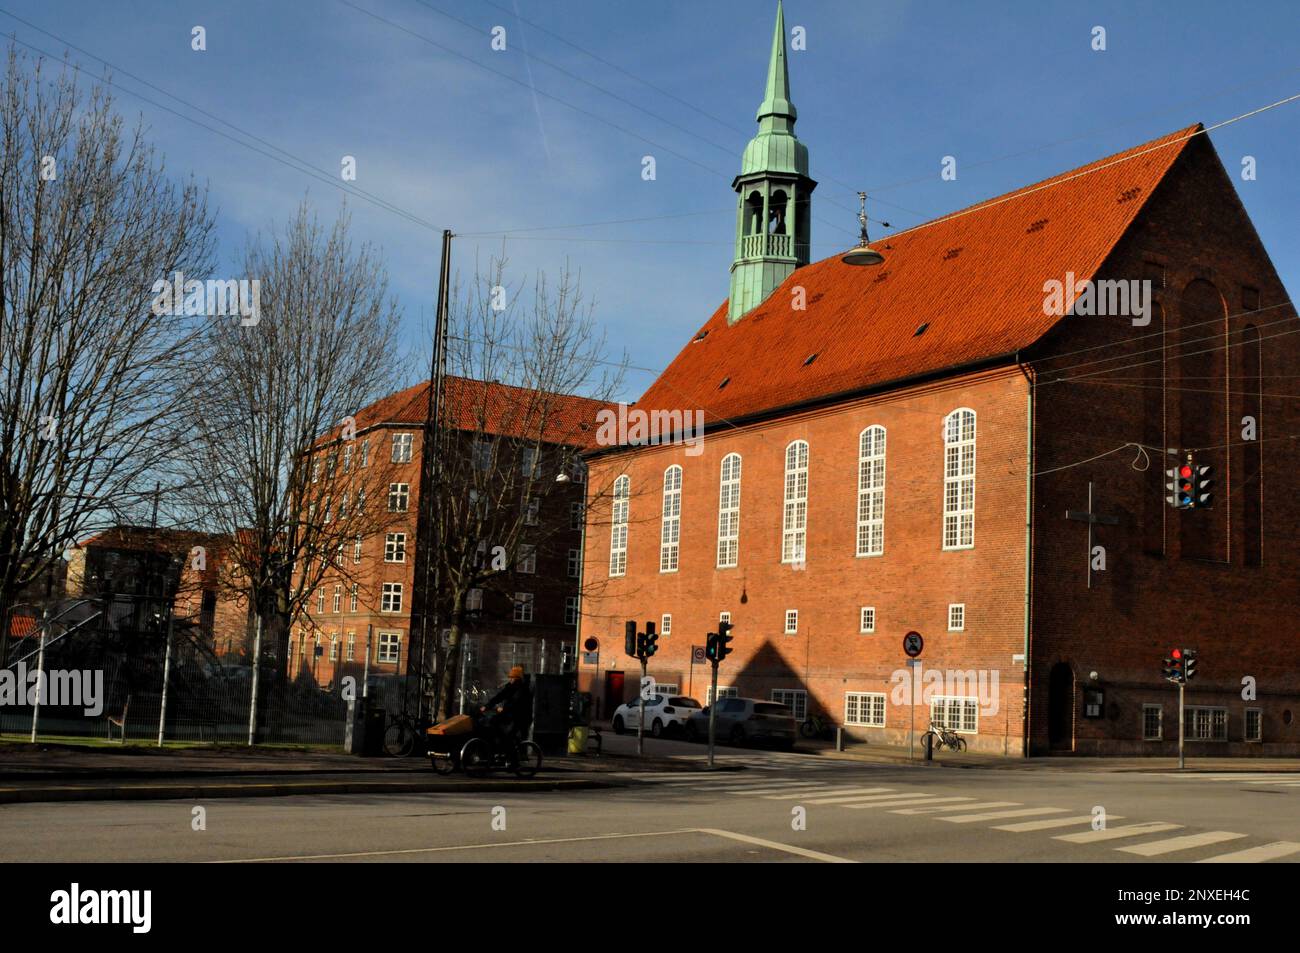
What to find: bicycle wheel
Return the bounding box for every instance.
[429,751,457,775]
[513,741,542,779]
[919,731,937,753]
[799,719,817,739]
[461,737,493,777]
[384,719,414,758]
[953,737,967,752]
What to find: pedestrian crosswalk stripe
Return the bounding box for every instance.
[1116,831,1247,856]
[1197,841,1300,863]
[941,807,1069,824]
[797,792,928,805]
[994,815,1125,832]
[1055,822,1182,843]
[710,782,833,794]
[844,796,976,810]
[1161,773,1298,781]
[762,787,894,800]
[890,801,1019,815]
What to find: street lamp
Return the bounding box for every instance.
[555,465,586,679]
[841,191,885,267]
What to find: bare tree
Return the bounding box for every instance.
[0,46,215,667]
[180,201,402,678]
[422,253,624,718]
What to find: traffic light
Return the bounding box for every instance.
[705,631,718,661]
[643,620,658,658]
[1165,464,1185,509]
[717,619,733,661]
[1184,649,1197,681]
[1192,463,1213,509]
[624,620,637,658]
[1164,647,1185,683]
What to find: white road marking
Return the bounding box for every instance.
[1116,831,1247,856]
[762,787,894,800]
[1197,841,1300,863]
[994,814,1124,832]
[890,801,1019,815]
[843,796,976,810]
[694,828,855,863]
[796,792,928,805]
[1055,822,1182,843]
[941,807,1069,824]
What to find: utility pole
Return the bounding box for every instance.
[1178,680,1185,771]
[157,611,175,747]
[30,608,49,743]
[247,615,262,746]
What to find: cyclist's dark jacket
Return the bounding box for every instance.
[487,678,533,734]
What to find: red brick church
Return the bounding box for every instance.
[577,3,1299,755]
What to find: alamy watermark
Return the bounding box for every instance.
[150,271,261,325]
[1043,271,1152,326]
[594,402,705,457]
[889,662,1000,716]
[0,662,103,716]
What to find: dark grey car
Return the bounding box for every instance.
[684,697,797,750]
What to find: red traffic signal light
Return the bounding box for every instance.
[1171,647,1183,660]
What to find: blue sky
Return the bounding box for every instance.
[5,0,1298,401]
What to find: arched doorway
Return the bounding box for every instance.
[1047,662,1074,750]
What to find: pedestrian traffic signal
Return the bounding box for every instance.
[717,619,733,661]
[624,620,637,658]
[643,620,658,658]
[705,631,719,661]
[1184,649,1197,681]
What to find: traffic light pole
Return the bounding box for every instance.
[637,654,647,757]
[707,660,719,769]
[1178,680,1185,771]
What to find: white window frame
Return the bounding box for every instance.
[719,611,731,625]
[1142,704,1163,741]
[1245,707,1262,742]
[316,587,325,614]
[856,426,886,557]
[943,409,976,550]
[569,501,583,530]
[523,498,540,526]
[771,688,807,721]
[360,441,370,468]
[518,544,537,574]
[859,606,876,634]
[784,609,798,635]
[353,535,363,563]
[609,474,630,577]
[466,588,483,612]
[349,584,359,613]
[845,692,886,728]
[346,631,356,661]
[706,685,738,704]
[564,596,579,627]
[377,631,400,664]
[661,613,672,636]
[381,582,403,614]
[931,695,978,734]
[717,453,741,568]
[513,592,535,623]
[388,482,409,513]
[521,447,539,479]
[660,465,682,573]
[781,440,809,564]
[948,603,965,632]
[1187,706,1228,742]
[654,683,680,695]
[384,532,407,563]
[332,584,342,613]
[343,444,353,472]
[473,439,491,472]
[391,432,413,463]
[329,633,339,660]
[567,548,582,578]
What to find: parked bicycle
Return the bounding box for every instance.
[383,709,427,758]
[800,712,834,740]
[919,721,967,753]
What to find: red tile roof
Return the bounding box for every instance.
[637,124,1202,426]
[332,375,616,449]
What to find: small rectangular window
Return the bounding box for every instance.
[564,596,579,627]
[388,483,409,512]
[1142,704,1162,741]
[381,583,403,613]
[845,692,886,728]
[1245,708,1262,742]
[719,611,731,625]
[931,695,978,734]
[349,584,358,613]
[570,501,583,530]
[377,631,400,663]
[346,632,356,661]
[661,613,672,636]
[332,584,342,613]
[784,609,798,635]
[1242,286,1260,312]
[391,432,413,463]
[860,606,876,634]
[567,548,582,578]
[513,592,534,623]
[384,532,407,563]
[771,688,807,721]
[948,603,965,632]
[518,544,537,574]
[523,498,540,526]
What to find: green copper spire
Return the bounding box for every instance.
[728,1,816,324]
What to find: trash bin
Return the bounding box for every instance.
[362,705,386,757]
[567,725,589,754]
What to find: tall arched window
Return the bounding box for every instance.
[857,426,886,557]
[943,410,976,550]
[660,466,682,572]
[609,475,630,576]
[717,453,742,568]
[782,440,809,564]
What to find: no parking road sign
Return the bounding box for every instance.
[903,631,923,658]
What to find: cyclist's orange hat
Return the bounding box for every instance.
[508,666,524,679]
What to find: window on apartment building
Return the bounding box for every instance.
[782,440,809,564]
[346,631,356,661]
[385,533,406,563]
[350,584,359,613]
[523,498,540,526]
[565,596,579,627]
[329,634,339,660]
[316,588,325,614]
[567,548,581,578]
[717,453,741,568]
[360,441,370,468]
[660,465,682,572]
[1142,704,1163,741]
[381,583,403,613]
[570,501,583,530]
[334,543,344,567]
[343,444,353,472]
[784,609,798,635]
[948,604,965,632]
[931,696,978,734]
[719,611,730,626]
[771,688,807,721]
[521,447,539,479]
[1187,706,1228,741]
[609,474,630,576]
[377,631,400,663]
[356,489,366,514]
[338,492,348,521]
[513,592,534,623]
[860,606,876,634]
[388,483,409,513]
[353,535,363,563]
[332,584,342,613]
[392,432,413,463]
[845,692,886,727]
[323,498,332,524]
[706,685,738,704]
[1242,286,1260,312]
[1245,708,1262,742]
[311,459,320,484]
[308,502,317,525]
[943,409,976,550]
[473,439,491,471]
[518,544,537,574]
[467,588,483,613]
[857,426,886,557]
[661,613,672,636]
[326,453,338,480]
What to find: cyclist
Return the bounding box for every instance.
[480,666,533,760]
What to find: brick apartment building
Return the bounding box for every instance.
[295,376,607,699]
[577,5,1300,755]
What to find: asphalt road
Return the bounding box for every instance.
[4,744,1299,863]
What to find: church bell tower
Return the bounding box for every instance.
[728,1,816,324]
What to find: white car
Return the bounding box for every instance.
[611,694,703,738]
